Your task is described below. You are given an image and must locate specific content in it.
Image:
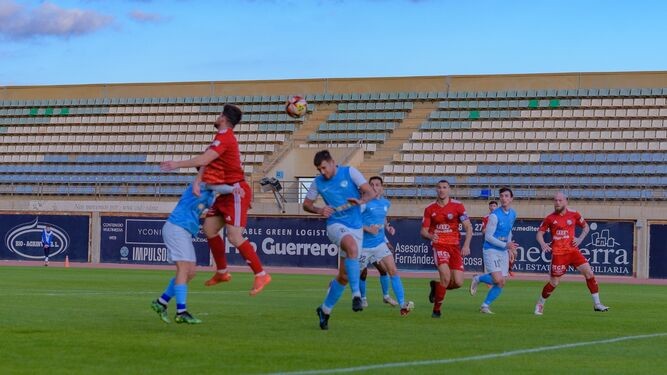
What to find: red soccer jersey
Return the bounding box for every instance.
[481,214,490,232]
[538,209,587,255]
[422,199,469,247]
[202,128,245,185]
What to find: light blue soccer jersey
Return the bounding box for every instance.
[483,207,517,252]
[167,183,215,237]
[362,197,391,248]
[310,166,364,228]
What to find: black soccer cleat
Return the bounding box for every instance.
[431,310,442,319]
[316,306,330,330]
[352,296,364,312]
[428,280,437,303]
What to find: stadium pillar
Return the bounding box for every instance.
[635,219,648,279]
[90,212,101,263]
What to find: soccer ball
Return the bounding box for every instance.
[285,96,308,118]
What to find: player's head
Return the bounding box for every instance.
[214,104,243,129]
[554,192,568,213]
[45,225,51,231]
[313,150,336,179]
[488,201,498,212]
[436,179,450,200]
[369,176,383,196]
[498,187,513,207]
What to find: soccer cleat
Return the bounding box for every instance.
[431,310,441,318]
[428,280,437,303]
[361,297,368,308]
[480,305,494,314]
[174,311,202,324]
[400,301,414,316]
[383,296,398,307]
[594,303,609,312]
[352,296,364,312]
[204,272,232,286]
[534,302,544,315]
[469,275,479,296]
[316,306,330,330]
[249,274,272,296]
[151,300,170,323]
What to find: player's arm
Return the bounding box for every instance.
[345,167,376,206]
[160,149,219,171]
[536,230,552,252]
[460,218,473,256]
[302,180,334,218]
[420,208,436,241]
[574,223,590,247]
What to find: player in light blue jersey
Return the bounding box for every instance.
[303,150,376,330]
[151,181,240,324]
[360,176,414,316]
[470,187,518,314]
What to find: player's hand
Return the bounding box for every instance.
[347,197,361,206]
[192,182,201,197]
[461,245,471,257]
[509,248,517,262]
[320,206,334,218]
[232,186,245,198]
[160,161,178,171]
[366,225,380,235]
[386,223,396,236]
[572,237,584,247]
[540,242,552,252]
[506,240,518,251]
[430,233,439,244]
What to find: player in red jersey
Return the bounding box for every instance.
[161,104,271,296]
[420,180,473,318]
[481,201,498,233]
[533,192,609,315]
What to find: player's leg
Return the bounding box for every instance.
[432,262,451,317]
[379,252,412,315]
[359,266,368,307]
[471,251,494,295]
[535,257,564,315]
[373,260,394,305]
[203,214,231,286]
[479,251,508,313]
[577,262,609,312]
[43,246,50,266]
[339,232,363,311]
[173,261,201,324]
[226,224,271,296]
[317,257,348,330]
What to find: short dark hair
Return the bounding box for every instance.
[369,176,383,185]
[314,150,333,166]
[499,187,513,197]
[488,201,498,206]
[222,104,242,126]
[437,179,449,186]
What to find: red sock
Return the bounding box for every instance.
[207,235,227,271]
[541,282,556,299]
[237,240,264,274]
[586,277,599,294]
[433,282,447,312]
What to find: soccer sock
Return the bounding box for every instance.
[237,240,264,274]
[380,275,390,297]
[207,235,227,271]
[586,277,599,294]
[344,258,361,297]
[322,279,345,313]
[360,279,367,299]
[541,282,556,299]
[479,273,494,285]
[433,282,446,312]
[174,284,188,313]
[159,277,175,304]
[390,275,405,306]
[483,285,503,306]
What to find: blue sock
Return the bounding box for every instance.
[174,284,187,313]
[484,285,503,306]
[390,275,405,306]
[360,278,367,299]
[159,277,175,304]
[380,275,390,297]
[344,258,361,296]
[479,273,494,285]
[323,279,345,312]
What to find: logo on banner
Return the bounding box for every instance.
[579,222,630,274]
[120,246,130,260]
[4,218,70,259]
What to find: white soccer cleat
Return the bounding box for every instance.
[534,302,544,315]
[594,303,609,312]
[480,305,494,314]
[361,297,368,308]
[469,275,479,296]
[400,301,414,316]
[383,296,398,307]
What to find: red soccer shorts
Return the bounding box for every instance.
[432,244,464,271]
[550,250,588,277]
[206,181,252,227]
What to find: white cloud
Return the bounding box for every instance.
[128,10,165,23]
[0,0,113,40]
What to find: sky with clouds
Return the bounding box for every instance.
[0,0,666,86]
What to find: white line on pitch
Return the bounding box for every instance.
[271,332,667,375]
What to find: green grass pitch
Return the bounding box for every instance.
[2,267,665,374]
